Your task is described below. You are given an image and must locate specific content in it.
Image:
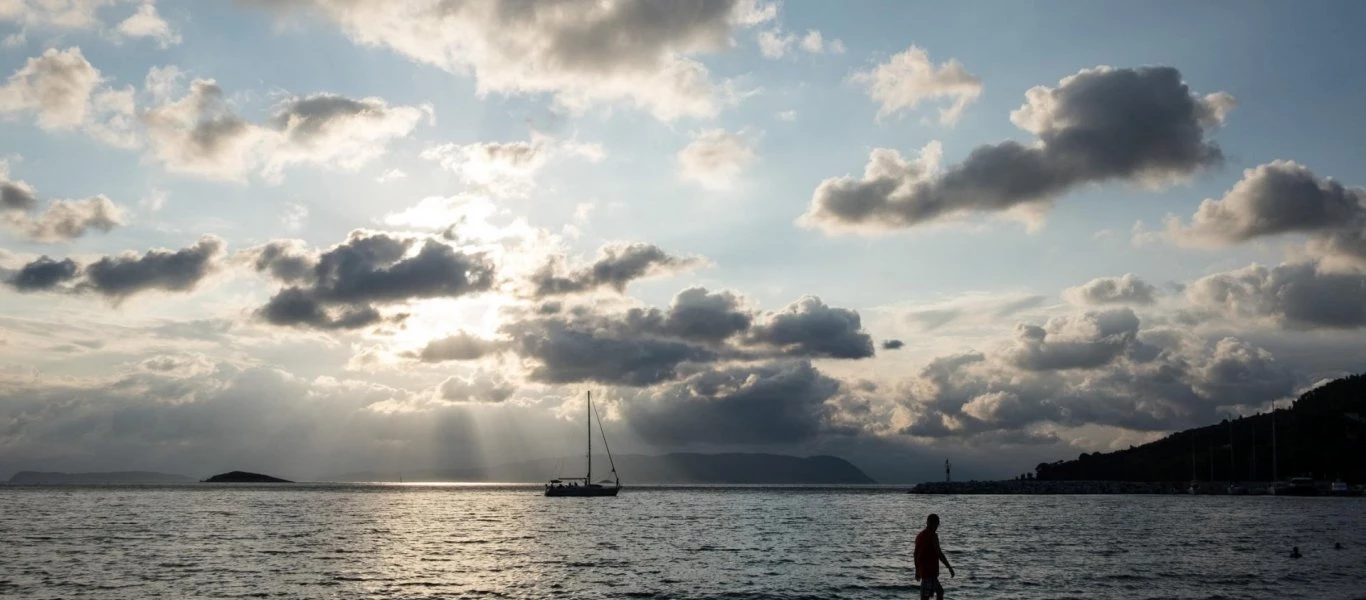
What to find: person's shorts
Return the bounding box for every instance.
[919,577,943,599]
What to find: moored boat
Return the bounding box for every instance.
[545,391,621,497]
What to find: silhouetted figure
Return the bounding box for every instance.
[914,513,955,600]
[1290,546,1302,559]
[1335,542,1343,550]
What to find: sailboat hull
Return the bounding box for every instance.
[545,484,620,497]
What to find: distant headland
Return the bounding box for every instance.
[912,373,1366,495]
[201,471,293,483]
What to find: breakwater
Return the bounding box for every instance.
[910,480,1243,495]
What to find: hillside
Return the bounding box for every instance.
[1033,374,1366,483]
[329,453,876,484]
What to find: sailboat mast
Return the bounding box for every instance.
[586,390,592,483]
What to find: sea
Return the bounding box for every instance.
[1,484,1363,599]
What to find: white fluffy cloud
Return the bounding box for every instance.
[756,27,843,59]
[0,47,138,148]
[1163,160,1366,269]
[677,129,757,191]
[850,45,982,125]
[421,133,604,198]
[249,0,776,121]
[114,1,179,47]
[0,1,179,46]
[142,78,428,182]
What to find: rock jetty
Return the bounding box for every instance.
[910,480,1189,494]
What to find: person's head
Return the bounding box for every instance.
[926,513,940,531]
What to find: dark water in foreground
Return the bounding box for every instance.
[1,484,1364,599]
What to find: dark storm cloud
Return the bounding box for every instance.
[83,236,225,299]
[662,287,752,342]
[1166,160,1366,267]
[531,242,704,297]
[622,360,841,445]
[499,287,875,385]
[803,66,1235,232]
[258,288,384,330]
[1064,274,1158,306]
[410,332,503,363]
[241,240,316,283]
[744,296,874,359]
[1,178,39,212]
[881,339,905,350]
[1187,261,1366,329]
[503,308,719,386]
[253,232,495,330]
[1003,308,1142,371]
[8,256,78,291]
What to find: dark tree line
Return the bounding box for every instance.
[1034,374,1366,483]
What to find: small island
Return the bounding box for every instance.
[201,471,292,483]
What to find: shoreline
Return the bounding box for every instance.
[908,480,1361,495]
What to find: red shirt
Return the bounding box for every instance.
[914,529,940,580]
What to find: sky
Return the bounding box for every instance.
[2,0,1365,483]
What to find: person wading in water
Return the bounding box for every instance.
[914,513,955,600]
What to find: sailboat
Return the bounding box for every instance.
[545,391,621,497]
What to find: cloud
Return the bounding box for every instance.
[252,232,496,330]
[0,166,39,212]
[248,0,776,121]
[1063,274,1158,306]
[804,66,1234,234]
[83,236,225,299]
[267,93,428,176]
[420,133,602,198]
[375,168,407,183]
[882,339,904,350]
[141,79,264,180]
[1,1,178,46]
[7,256,78,291]
[1001,308,1142,371]
[622,360,842,445]
[1187,261,1366,329]
[3,195,123,242]
[436,371,514,404]
[0,0,116,31]
[410,331,502,363]
[745,296,875,359]
[677,129,757,191]
[530,242,707,298]
[504,310,719,386]
[1163,161,1366,269]
[114,1,180,47]
[0,47,102,129]
[851,46,981,125]
[0,165,125,242]
[501,286,873,386]
[143,81,427,181]
[898,311,1294,438]
[756,28,842,59]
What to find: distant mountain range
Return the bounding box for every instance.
[7,471,192,484]
[327,453,876,484]
[1033,373,1366,483]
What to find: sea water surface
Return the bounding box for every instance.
[1,484,1364,599]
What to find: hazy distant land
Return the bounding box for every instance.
[7,471,193,484]
[328,453,876,484]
